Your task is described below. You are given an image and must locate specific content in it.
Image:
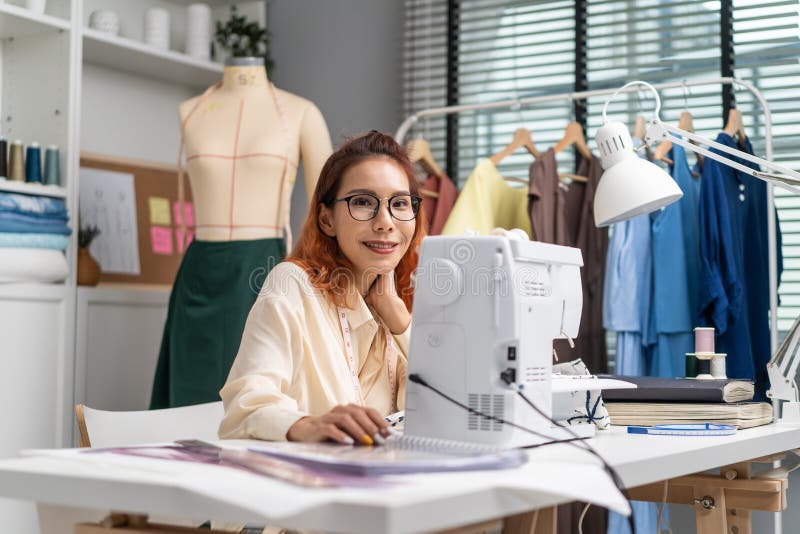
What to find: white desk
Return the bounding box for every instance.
[0,425,798,534]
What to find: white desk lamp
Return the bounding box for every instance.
[593,80,800,227]
[593,80,800,422]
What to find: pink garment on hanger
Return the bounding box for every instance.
[421,173,458,235]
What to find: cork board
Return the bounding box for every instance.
[80,152,194,286]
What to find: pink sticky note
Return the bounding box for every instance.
[175,228,195,253]
[173,201,195,227]
[151,226,174,255]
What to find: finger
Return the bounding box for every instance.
[349,408,380,439]
[364,407,391,437]
[320,423,355,445]
[333,412,374,445]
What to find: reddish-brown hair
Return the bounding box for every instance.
[288,131,427,310]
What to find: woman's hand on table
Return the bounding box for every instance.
[286,404,391,445]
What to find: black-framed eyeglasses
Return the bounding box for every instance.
[334,193,422,222]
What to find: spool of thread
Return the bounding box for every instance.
[44,145,60,186]
[25,142,42,183]
[694,327,715,354]
[0,138,7,178]
[686,353,698,378]
[695,353,714,380]
[8,140,25,182]
[185,3,211,59]
[711,353,727,379]
[144,8,170,50]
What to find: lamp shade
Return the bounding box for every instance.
[593,120,683,227]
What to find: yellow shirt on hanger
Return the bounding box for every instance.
[441,158,533,237]
[218,261,409,441]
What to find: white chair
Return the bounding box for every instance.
[38,402,231,534]
[75,401,224,448]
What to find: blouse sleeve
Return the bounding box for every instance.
[218,283,309,441]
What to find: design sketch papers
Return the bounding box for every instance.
[79,168,141,275]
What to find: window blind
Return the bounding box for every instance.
[732,0,800,334]
[402,0,449,175]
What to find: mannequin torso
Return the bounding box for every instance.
[179,63,332,241]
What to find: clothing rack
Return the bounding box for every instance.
[396,80,782,531]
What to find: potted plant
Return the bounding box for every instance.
[214,6,274,72]
[77,225,102,286]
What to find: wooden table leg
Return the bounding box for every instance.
[693,485,727,533]
[722,461,753,534]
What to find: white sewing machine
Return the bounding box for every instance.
[404,232,631,447]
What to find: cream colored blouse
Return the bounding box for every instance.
[218,261,409,441]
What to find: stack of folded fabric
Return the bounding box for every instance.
[0,191,71,283]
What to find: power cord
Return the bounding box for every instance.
[657,480,673,534]
[408,372,636,534]
[578,503,591,534]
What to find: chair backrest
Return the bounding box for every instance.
[75,401,224,448]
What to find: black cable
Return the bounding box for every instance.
[408,373,636,534]
[407,373,586,448]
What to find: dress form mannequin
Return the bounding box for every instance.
[150,58,333,409]
[178,56,332,243]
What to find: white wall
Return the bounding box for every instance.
[265,0,404,237]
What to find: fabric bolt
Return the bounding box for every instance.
[0,232,69,250]
[526,151,608,374]
[441,158,532,238]
[0,247,69,283]
[218,261,409,442]
[0,212,71,235]
[647,142,695,378]
[698,133,781,399]
[421,173,458,235]
[150,237,285,410]
[0,191,68,218]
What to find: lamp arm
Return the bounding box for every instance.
[645,121,800,194]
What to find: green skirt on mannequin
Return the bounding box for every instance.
[149,237,285,409]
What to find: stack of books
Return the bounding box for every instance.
[599,376,773,429]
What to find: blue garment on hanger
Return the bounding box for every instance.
[647,143,695,377]
[699,133,782,399]
[603,213,652,375]
[672,143,702,326]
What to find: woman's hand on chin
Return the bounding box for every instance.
[286,404,390,445]
[365,271,411,335]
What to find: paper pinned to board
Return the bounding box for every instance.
[79,168,140,275]
[150,227,174,255]
[148,197,171,225]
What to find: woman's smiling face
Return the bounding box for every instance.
[318,157,417,292]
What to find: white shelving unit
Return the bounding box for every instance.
[0,2,70,36]
[82,28,222,87]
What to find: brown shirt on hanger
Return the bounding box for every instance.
[528,150,609,374]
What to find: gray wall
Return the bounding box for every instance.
[265,0,404,237]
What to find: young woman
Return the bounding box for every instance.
[219,131,426,445]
